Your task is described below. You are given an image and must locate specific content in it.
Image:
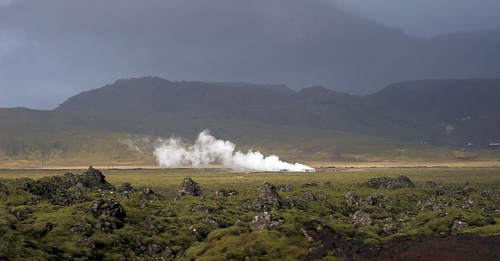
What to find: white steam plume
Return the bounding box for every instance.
[154,130,315,172]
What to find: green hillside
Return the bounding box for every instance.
[1,107,496,167]
[0,108,150,167]
[2,77,500,166]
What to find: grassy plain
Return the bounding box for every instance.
[1,166,499,192]
[3,107,500,169]
[1,166,499,199]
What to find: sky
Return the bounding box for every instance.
[335,0,500,36]
[1,0,500,109]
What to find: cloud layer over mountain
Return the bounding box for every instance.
[1,0,500,109]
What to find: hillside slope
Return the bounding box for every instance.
[364,79,500,145]
[2,77,500,166]
[56,77,500,146]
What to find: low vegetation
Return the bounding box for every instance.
[0,167,499,260]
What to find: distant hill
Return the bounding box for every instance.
[364,79,500,144]
[55,77,500,146]
[55,77,400,134]
[209,82,294,93]
[2,77,500,165]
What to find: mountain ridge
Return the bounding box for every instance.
[53,77,500,146]
[2,77,500,165]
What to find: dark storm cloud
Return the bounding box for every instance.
[336,0,500,36]
[1,0,500,109]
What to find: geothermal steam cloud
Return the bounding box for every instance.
[154,130,315,172]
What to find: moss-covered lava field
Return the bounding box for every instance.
[0,167,499,260]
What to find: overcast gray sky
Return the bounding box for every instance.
[1,0,500,109]
[335,0,500,36]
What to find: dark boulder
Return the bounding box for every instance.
[79,166,115,191]
[49,188,87,206]
[91,199,126,220]
[120,182,134,192]
[146,243,172,258]
[300,220,380,261]
[140,187,164,200]
[345,191,359,206]
[20,167,115,205]
[174,177,203,200]
[365,175,415,189]
[254,182,282,211]
[351,210,372,226]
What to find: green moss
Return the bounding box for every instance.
[187,229,306,260]
[0,168,499,259]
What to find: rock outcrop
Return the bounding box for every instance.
[254,182,282,211]
[174,177,204,200]
[91,199,126,220]
[20,166,115,205]
[301,220,380,260]
[250,212,283,231]
[351,210,372,226]
[365,175,415,189]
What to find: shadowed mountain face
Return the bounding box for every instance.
[363,79,500,144]
[53,77,500,146]
[2,76,500,163]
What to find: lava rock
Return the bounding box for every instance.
[174,177,203,200]
[300,191,327,203]
[420,197,452,211]
[365,175,415,189]
[140,187,164,200]
[203,215,220,228]
[300,220,380,260]
[451,220,469,232]
[300,182,319,188]
[345,191,359,206]
[421,181,443,188]
[296,191,328,210]
[254,182,282,211]
[351,210,372,226]
[21,167,115,205]
[79,166,115,191]
[120,182,134,192]
[359,194,382,206]
[91,199,126,220]
[69,224,87,234]
[214,189,238,197]
[277,184,293,192]
[191,204,209,213]
[77,236,95,248]
[250,212,283,231]
[382,218,403,236]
